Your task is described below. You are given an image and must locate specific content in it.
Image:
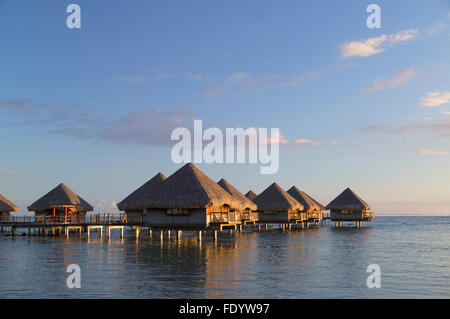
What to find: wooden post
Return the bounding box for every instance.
[120,227,123,238]
[177,230,182,241]
[149,228,152,237]
[213,230,217,241]
[52,207,56,223]
[198,230,202,241]
[160,230,163,242]
[135,227,140,239]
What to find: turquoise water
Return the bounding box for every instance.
[0,216,449,298]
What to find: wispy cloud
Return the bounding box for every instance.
[0,170,23,178]
[1,97,196,147]
[365,67,420,91]
[341,29,419,58]
[421,92,450,107]
[201,71,321,101]
[185,73,204,81]
[418,149,449,155]
[292,139,320,146]
[426,21,447,36]
[359,118,450,138]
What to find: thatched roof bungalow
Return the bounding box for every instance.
[0,194,19,218]
[117,173,166,224]
[287,186,325,221]
[245,190,258,201]
[217,178,258,222]
[253,183,305,223]
[326,188,374,222]
[217,179,257,211]
[27,183,93,219]
[118,163,242,228]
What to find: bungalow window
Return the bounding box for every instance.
[166,208,190,216]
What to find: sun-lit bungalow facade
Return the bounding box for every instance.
[117,163,242,229]
[0,194,19,221]
[27,183,93,222]
[217,179,258,223]
[287,186,325,223]
[326,188,374,226]
[253,183,305,224]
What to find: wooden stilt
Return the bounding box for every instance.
[198,230,202,241]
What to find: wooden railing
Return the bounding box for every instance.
[308,212,323,220]
[210,212,240,224]
[0,213,127,225]
[241,212,258,221]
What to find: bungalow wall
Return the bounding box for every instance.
[143,208,207,228]
[330,210,363,221]
[257,211,290,223]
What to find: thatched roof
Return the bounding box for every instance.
[253,183,304,211]
[217,178,257,211]
[245,190,258,201]
[325,188,371,211]
[287,186,325,212]
[0,194,19,212]
[27,183,93,212]
[117,173,166,211]
[134,163,241,209]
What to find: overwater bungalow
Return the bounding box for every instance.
[217,178,258,224]
[287,186,325,223]
[117,163,242,230]
[245,190,258,201]
[0,194,19,221]
[326,187,374,227]
[253,183,305,224]
[27,183,93,222]
[117,173,167,224]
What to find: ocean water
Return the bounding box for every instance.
[0,216,449,298]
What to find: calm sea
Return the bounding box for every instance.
[0,216,449,298]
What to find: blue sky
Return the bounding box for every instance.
[0,0,449,214]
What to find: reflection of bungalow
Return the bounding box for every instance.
[0,194,19,220]
[217,179,258,223]
[118,163,241,229]
[287,186,325,223]
[117,173,167,224]
[253,183,304,224]
[27,183,93,221]
[326,188,374,226]
[245,190,258,201]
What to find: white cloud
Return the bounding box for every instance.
[341,29,419,58]
[421,92,450,107]
[418,149,449,155]
[292,139,320,146]
[365,67,420,91]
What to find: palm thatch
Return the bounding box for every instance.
[217,178,257,211]
[325,188,371,211]
[287,186,325,212]
[117,173,166,211]
[0,194,19,212]
[245,190,258,201]
[27,183,93,212]
[253,183,304,211]
[135,163,241,209]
